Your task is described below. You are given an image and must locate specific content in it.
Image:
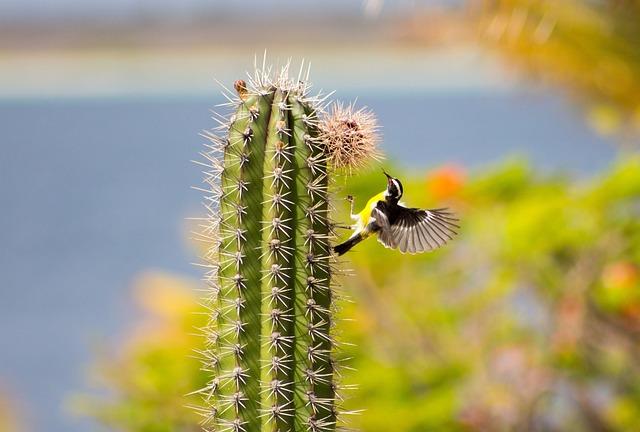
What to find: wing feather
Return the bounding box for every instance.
[388,206,458,254]
[423,214,448,245]
[406,220,417,253]
[417,222,432,250]
[417,213,437,250]
[393,219,407,252]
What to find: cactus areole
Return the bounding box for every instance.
[197,64,360,432]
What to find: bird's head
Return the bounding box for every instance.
[383,169,403,200]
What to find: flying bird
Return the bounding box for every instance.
[334,170,459,255]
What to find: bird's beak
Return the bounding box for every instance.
[382,169,393,184]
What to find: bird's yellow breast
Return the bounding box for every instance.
[357,191,386,223]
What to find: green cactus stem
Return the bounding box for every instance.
[197,65,343,432]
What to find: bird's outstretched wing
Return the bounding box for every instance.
[380,205,459,254]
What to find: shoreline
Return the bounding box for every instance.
[0,43,515,99]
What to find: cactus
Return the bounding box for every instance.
[196,64,354,432]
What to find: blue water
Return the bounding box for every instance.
[0,91,615,431]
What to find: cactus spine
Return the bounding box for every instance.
[199,66,339,432]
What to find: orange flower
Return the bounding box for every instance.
[622,303,640,323]
[597,262,640,320]
[601,261,639,290]
[426,164,466,201]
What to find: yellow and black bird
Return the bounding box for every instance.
[334,170,459,255]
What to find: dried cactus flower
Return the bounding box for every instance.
[319,101,382,173]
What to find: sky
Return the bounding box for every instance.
[1,0,462,21]
[0,0,372,20]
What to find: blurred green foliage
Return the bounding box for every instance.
[80,158,640,431]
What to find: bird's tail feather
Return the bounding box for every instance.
[334,233,364,256]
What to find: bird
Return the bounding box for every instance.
[333,170,459,256]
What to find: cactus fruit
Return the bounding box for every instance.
[196,63,377,432]
[319,102,382,173]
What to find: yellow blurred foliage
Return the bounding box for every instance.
[0,387,24,432]
[468,0,640,141]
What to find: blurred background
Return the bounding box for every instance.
[1,0,640,431]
